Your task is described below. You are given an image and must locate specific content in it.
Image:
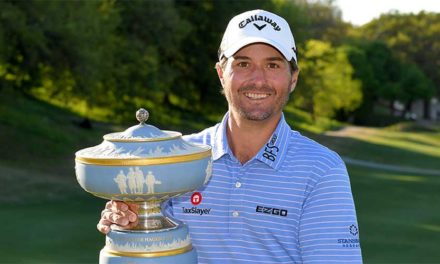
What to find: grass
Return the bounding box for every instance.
[349,165,440,263]
[0,161,103,263]
[1,91,439,263]
[1,198,103,263]
[313,125,440,170]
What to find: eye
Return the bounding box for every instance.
[237,61,250,68]
[267,63,280,69]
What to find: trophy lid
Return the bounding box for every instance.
[102,108,182,142]
[75,108,211,165]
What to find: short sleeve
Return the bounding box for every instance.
[299,161,363,263]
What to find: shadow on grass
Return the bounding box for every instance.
[379,133,440,148]
[305,132,440,171]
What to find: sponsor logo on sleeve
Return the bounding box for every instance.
[337,224,360,248]
[349,224,359,236]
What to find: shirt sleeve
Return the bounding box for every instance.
[299,161,363,263]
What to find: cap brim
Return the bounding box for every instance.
[221,37,295,62]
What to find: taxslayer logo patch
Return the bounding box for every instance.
[182,207,211,216]
[182,192,211,216]
[191,192,202,206]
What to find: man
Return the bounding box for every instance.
[98,9,362,263]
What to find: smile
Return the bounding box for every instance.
[244,93,270,99]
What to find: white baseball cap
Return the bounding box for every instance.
[218,9,297,62]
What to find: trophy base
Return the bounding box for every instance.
[100,219,196,264]
[99,247,197,264]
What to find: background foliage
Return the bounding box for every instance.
[1,0,438,125]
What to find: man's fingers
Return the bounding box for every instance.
[102,211,130,226]
[126,219,139,229]
[109,200,129,212]
[113,218,139,231]
[105,201,138,215]
[99,201,139,234]
[97,219,112,234]
[123,209,138,222]
[128,203,139,213]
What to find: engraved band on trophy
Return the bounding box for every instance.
[75,109,212,263]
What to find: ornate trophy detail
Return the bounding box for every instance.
[136,108,149,124]
[75,109,212,263]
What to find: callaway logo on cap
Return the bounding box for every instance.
[218,9,297,62]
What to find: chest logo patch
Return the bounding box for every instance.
[191,192,202,206]
[256,205,288,217]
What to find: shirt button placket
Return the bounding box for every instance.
[230,165,245,236]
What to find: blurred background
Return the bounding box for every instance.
[0,0,439,263]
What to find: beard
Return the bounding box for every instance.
[224,84,291,121]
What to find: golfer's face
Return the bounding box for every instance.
[219,43,297,122]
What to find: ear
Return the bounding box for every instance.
[289,69,300,93]
[215,62,225,87]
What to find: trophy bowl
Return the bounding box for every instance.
[75,109,212,264]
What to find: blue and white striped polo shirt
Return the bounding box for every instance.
[171,113,362,263]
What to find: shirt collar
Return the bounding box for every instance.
[254,113,291,170]
[212,112,291,170]
[212,113,231,161]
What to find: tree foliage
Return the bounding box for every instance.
[360,12,440,94]
[294,39,362,118]
[345,41,434,123]
[0,0,438,124]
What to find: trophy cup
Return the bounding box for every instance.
[75,108,212,263]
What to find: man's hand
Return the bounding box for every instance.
[97,201,139,234]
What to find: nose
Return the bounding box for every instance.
[250,66,268,85]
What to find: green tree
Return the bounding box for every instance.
[174,0,278,113]
[294,39,362,119]
[106,0,192,120]
[360,11,440,118]
[346,41,434,123]
[0,0,118,114]
[295,0,352,45]
[398,63,435,117]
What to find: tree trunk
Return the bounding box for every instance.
[423,99,431,120]
[402,100,413,118]
[389,100,395,116]
[162,92,172,107]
